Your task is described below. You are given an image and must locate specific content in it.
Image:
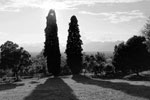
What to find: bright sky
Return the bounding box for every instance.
[0,0,150,47]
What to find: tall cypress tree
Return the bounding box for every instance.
[66,15,83,74]
[44,9,61,76]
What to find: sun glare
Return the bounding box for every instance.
[41,1,68,11]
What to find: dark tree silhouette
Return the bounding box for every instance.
[113,42,129,75]
[0,41,31,81]
[44,9,61,76]
[126,36,150,76]
[113,36,150,76]
[0,41,19,70]
[66,15,83,75]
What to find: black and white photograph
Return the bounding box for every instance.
[0,0,150,100]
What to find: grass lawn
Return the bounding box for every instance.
[0,74,150,100]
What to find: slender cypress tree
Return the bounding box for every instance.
[66,15,83,74]
[44,9,61,76]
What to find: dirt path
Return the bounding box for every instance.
[0,75,150,100]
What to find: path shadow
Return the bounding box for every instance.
[0,83,24,91]
[72,75,150,99]
[24,77,79,100]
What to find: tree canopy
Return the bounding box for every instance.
[44,9,61,76]
[66,15,83,74]
[0,41,31,80]
[113,36,150,76]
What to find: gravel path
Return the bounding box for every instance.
[0,75,150,100]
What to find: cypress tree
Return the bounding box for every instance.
[44,9,61,76]
[66,15,83,74]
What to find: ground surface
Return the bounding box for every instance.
[0,75,150,100]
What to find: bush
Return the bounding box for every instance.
[103,63,115,77]
[82,52,108,76]
[61,65,72,75]
[113,36,150,76]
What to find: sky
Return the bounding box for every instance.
[0,0,150,51]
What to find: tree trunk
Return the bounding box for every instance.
[14,66,21,82]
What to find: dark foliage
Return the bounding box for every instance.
[91,53,106,76]
[65,15,83,74]
[82,52,110,77]
[103,63,115,77]
[95,52,106,63]
[113,42,129,75]
[0,41,19,70]
[44,9,61,76]
[126,36,150,75]
[60,55,72,75]
[29,50,47,76]
[113,35,150,76]
[0,41,31,81]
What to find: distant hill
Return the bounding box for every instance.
[83,41,122,52]
[30,52,40,57]
[20,41,122,57]
[83,51,114,58]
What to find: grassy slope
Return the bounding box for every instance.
[0,74,150,100]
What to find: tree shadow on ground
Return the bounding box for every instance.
[72,75,150,99]
[0,83,24,91]
[24,77,79,100]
